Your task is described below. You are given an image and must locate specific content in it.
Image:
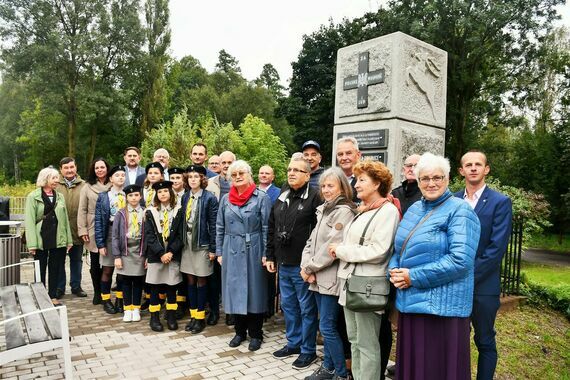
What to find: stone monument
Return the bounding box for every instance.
[332,31,447,185]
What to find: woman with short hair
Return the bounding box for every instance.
[24,167,73,306]
[216,160,271,351]
[328,160,400,380]
[389,152,480,380]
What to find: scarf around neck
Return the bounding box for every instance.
[229,183,256,206]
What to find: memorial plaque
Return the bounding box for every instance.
[338,129,388,150]
[360,151,387,163]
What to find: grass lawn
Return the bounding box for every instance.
[527,234,570,253]
[487,304,570,379]
[521,261,570,288]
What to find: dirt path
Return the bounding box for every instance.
[522,248,570,266]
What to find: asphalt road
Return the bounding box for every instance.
[522,248,570,266]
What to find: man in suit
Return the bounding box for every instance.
[191,143,217,178]
[123,146,145,187]
[257,165,280,204]
[456,150,512,380]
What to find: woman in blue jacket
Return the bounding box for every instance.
[389,153,481,380]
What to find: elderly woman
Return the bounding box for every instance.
[216,160,271,351]
[24,167,73,306]
[300,167,357,380]
[329,160,400,380]
[78,157,110,305]
[388,152,481,380]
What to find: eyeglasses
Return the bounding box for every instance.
[287,168,307,174]
[419,175,445,184]
[230,171,247,178]
[404,163,417,168]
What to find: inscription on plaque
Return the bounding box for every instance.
[343,52,385,109]
[338,129,388,150]
[361,151,387,163]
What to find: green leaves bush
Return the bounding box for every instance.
[520,281,570,320]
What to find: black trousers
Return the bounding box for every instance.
[121,275,145,306]
[35,247,66,299]
[235,313,264,339]
[89,251,102,295]
[207,259,221,314]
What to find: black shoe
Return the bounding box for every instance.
[114,298,124,313]
[55,288,64,299]
[140,299,150,311]
[273,345,301,358]
[228,334,246,347]
[207,311,219,326]
[225,314,235,326]
[191,319,206,334]
[185,318,196,332]
[248,338,262,351]
[92,293,102,305]
[103,300,117,314]
[292,353,318,369]
[150,312,164,332]
[166,310,178,330]
[72,287,87,297]
[304,365,335,380]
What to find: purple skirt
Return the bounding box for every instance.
[395,313,471,380]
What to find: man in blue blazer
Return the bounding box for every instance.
[456,150,512,380]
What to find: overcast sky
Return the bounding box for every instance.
[169,0,570,87]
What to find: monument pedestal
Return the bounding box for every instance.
[332,31,448,184]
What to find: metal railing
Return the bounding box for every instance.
[501,216,523,296]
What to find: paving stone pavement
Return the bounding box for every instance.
[2,257,395,379]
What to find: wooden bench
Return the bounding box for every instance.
[0,261,72,379]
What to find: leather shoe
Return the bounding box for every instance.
[228,334,246,347]
[185,318,196,332]
[92,293,102,305]
[273,345,301,358]
[55,288,64,299]
[103,300,117,314]
[225,314,235,326]
[248,338,262,351]
[207,311,219,326]
[72,287,87,297]
[191,319,206,334]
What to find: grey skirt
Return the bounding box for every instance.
[116,238,146,277]
[100,233,115,267]
[146,261,182,285]
[180,232,213,277]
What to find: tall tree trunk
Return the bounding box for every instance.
[67,94,77,157]
[88,120,97,166]
[13,153,20,184]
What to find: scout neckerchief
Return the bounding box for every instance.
[128,206,141,239]
[161,206,172,241]
[145,186,155,206]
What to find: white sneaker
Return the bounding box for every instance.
[123,310,133,322]
[132,308,141,322]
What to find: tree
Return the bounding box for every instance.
[139,0,171,138]
[0,0,144,174]
[211,49,245,93]
[255,63,285,99]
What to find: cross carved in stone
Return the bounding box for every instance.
[343,51,385,109]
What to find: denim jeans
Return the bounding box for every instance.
[315,292,348,377]
[279,265,318,354]
[57,244,83,290]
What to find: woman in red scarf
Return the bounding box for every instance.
[215,160,272,351]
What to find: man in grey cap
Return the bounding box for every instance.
[302,140,324,189]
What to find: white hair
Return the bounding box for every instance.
[227,160,253,183]
[414,152,450,178]
[289,156,311,173]
[337,136,359,151]
[153,148,170,159]
[36,167,59,187]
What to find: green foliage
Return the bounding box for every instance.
[0,182,35,197]
[520,281,570,320]
[449,176,551,243]
[236,115,288,185]
[526,234,570,253]
[140,112,288,185]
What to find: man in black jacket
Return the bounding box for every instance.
[266,157,322,370]
[391,154,421,215]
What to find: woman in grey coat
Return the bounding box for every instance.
[216,160,271,352]
[300,167,357,380]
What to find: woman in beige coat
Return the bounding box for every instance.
[329,160,400,380]
[78,158,110,305]
[301,167,356,380]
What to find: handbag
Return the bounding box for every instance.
[344,202,391,312]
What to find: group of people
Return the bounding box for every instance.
[24,138,512,380]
